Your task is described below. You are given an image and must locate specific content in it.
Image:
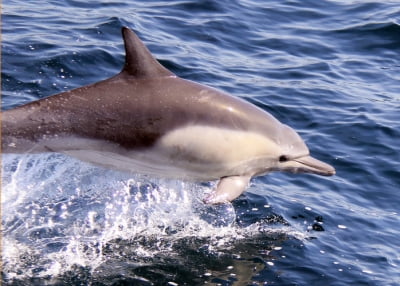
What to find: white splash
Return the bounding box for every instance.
[1,153,302,281]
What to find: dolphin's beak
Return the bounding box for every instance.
[293,155,335,176]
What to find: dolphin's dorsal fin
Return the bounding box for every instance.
[121,27,174,78]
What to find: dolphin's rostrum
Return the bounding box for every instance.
[2,27,335,204]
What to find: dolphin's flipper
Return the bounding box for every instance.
[204,175,251,204]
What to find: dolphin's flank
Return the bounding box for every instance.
[2,27,335,204]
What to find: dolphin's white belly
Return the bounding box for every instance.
[30,125,277,181]
[154,125,279,178]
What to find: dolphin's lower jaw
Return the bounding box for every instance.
[290,156,336,176]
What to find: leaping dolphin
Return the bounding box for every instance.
[2,27,335,204]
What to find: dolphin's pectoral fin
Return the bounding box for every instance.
[204,175,251,204]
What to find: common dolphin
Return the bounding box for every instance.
[2,27,335,204]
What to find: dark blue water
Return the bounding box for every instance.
[2,0,400,285]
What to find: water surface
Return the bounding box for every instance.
[2,0,400,285]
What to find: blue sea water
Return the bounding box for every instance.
[1,0,400,285]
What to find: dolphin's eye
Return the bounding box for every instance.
[279,155,288,162]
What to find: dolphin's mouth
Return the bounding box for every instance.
[293,155,335,176]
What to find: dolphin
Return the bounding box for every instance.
[1,27,335,204]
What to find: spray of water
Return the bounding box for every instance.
[2,154,304,283]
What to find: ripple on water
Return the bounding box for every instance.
[2,0,400,284]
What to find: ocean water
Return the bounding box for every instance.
[1,0,400,285]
